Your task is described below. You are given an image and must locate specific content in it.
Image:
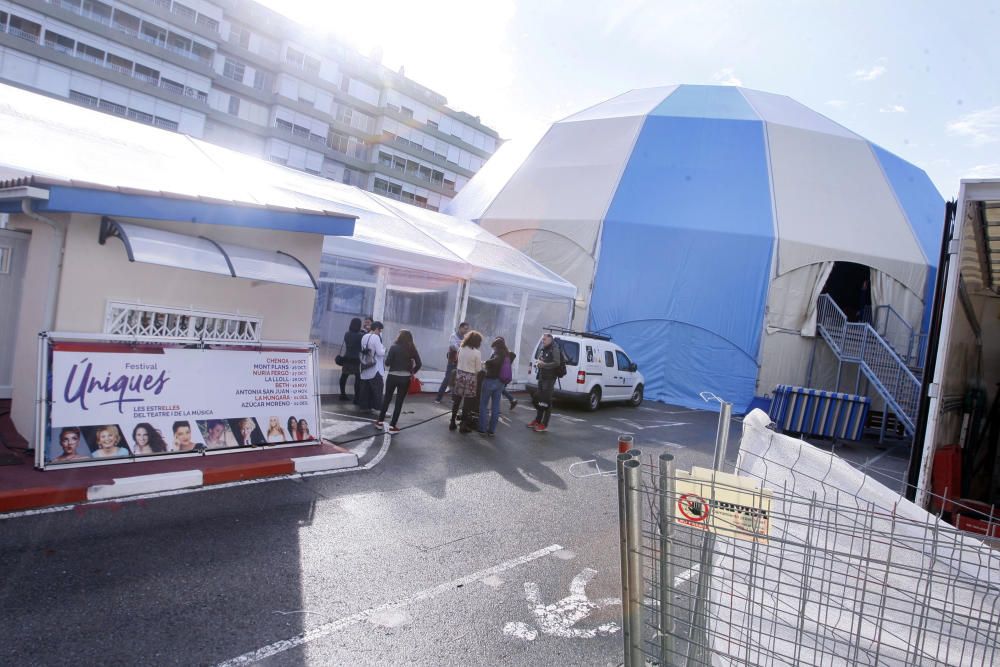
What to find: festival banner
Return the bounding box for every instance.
[44,343,318,466]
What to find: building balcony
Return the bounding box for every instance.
[6,26,40,43]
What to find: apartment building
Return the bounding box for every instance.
[0,0,500,210]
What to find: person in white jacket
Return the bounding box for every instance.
[358,321,386,413]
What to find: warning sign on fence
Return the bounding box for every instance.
[674,467,771,542]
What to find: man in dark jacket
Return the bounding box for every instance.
[528,333,562,433]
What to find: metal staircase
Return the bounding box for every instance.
[815,294,923,437]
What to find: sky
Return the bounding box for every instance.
[260,0,1000,198]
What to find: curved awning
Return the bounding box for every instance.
[99,217,317,289]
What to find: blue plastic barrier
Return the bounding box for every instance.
[768,385,870,441]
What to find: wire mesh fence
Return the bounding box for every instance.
[617,408,1000,667]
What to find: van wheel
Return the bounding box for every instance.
[587,387,601,412]
[629,385,644,407]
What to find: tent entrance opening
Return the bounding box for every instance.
[822,261,871,323]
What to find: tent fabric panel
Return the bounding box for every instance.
[480,116,646,223]
[590,116,774,355]
[443,133,545,221]
[767,124,928,293]
[496,226,597,317]
[602,116,774,237]
[756,332,841,403]
[740,88,860,139]
[651,84,759,120]
[869,144,945,268]
[589,223,772,355]
[601,320,760,413]
[560,86,676,123]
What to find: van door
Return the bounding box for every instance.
[615,350,637,399]
[602,348,624,399]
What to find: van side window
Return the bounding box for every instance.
[605,351,614,367]
[586,345,594,362]
[616,351,632,371]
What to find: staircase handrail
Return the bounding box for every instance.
[815,295,920,434]
[873,303,922,367]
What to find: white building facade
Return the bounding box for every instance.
[0,0,499,210]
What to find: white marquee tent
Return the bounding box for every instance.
[306,188,576,390]
[449,85,945,411]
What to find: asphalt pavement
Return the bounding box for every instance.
[0,393,906,666]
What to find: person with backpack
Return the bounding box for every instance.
[358,321,386,414]
[337,317,364,402]
[479,337,511,436]
[376,329,422,434]
[528,333,563,433]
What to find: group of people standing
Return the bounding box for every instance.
[434,322,518,436]
[336,317,524,436]
[337,316,421,434]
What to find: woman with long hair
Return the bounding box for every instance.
[450,330,482,433]
[376,329,422,434]
[266,416,287,443]
[297,418,312,441]
[339,317,365,402]
[132,422,168,455]
[287,416,298,441]
[478,337,508,437]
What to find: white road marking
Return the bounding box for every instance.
[610,417,689,430]
[216,544,564,665]
[348,436,376,460]
[321,419,374,440]
[674,565,700,586]
[322,409,377,423]
[503,568,621,641]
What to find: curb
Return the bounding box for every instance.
[0,452,359,514]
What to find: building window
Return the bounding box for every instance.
[195,14,219,33]
[153,116,179,131]
[170,2,197,21]
[75,42,106,65]
[98,99,127,116]
[400,106,414,119]
[44,30,75,55]
[427,120,438,130]
[0,247,10,274]
[228,95,240,115]
[230,25,251,49]
[127,108,154,124]
[69,90,99,107]
[223,58,246,83]
[252,69,271,91]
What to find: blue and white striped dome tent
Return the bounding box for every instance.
[447,85,945,412]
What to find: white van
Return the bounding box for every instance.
[525,327,645,411]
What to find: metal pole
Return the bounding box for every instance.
[659,453,676,665]
[712,402,732,472]
[624,459,644,667]
[616,452,632,667]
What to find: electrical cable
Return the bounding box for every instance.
[327,408,452,447]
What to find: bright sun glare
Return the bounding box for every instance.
[254,0,521,135]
